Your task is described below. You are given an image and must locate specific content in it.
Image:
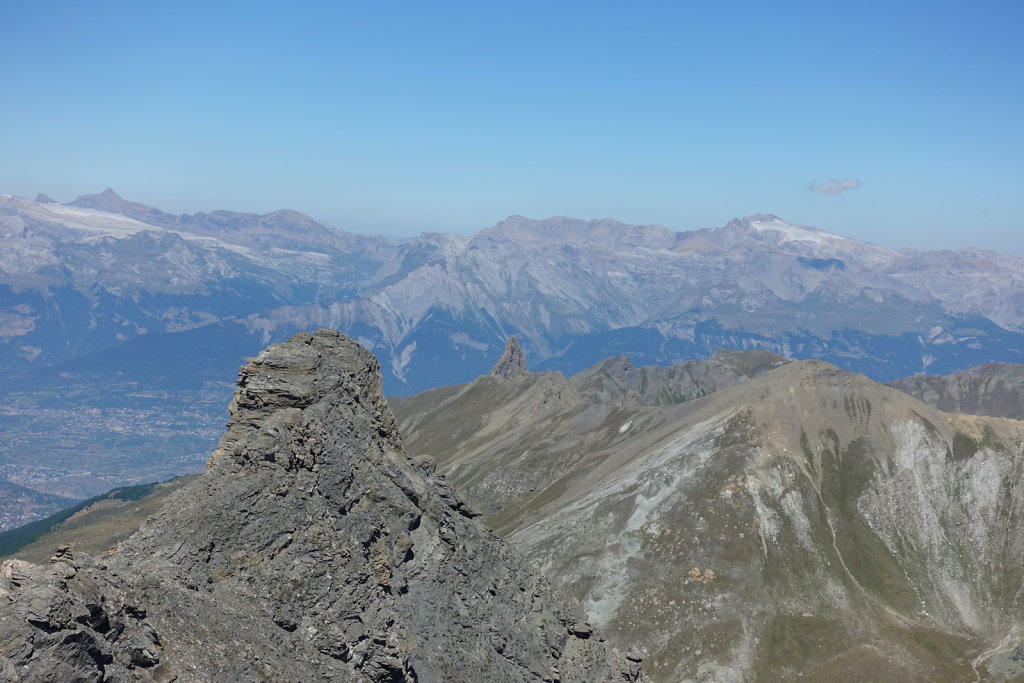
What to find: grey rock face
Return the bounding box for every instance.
[0,549,168,682]
[490,336,527,379]
[0,330,640,682]
[888,362,1024,419]
[571,349,789,407]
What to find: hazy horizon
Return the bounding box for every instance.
[3,2,1022,253]
[9,186,1024,257]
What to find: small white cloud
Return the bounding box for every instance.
[808,178,861,195]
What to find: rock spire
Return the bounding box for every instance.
[490,336,527,378]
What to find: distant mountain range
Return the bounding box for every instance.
[4,189,1024,395]
[4,188,1024,504]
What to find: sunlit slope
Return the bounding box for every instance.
[0,478,192,563]
[394,359,1024,681]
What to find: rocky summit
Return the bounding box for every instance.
[0,330,641,682]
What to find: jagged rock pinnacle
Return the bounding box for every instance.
[0,329,641,682]
[209,328,401,468]
[490,336,527,378]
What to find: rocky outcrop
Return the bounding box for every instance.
[571,349,789,407]
[888,362,1024,419]
[0,330,640,682]
[490,336,527,379]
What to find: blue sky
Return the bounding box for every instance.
[2,1,1022,252]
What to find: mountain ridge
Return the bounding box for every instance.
[392,349,1024,681]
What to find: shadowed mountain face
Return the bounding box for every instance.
[0,331,641,682]
[392,352,1024,681]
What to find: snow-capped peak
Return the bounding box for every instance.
[742,214,848,245]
